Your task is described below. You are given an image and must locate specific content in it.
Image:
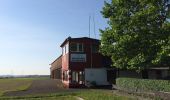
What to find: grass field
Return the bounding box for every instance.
[0,78,135,100]
[0,90,133,100]
[0,78,36,96]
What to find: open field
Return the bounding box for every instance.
[0,78,35,96]
[0,77,49,96]
[0,90,133,100]
[0,78,137,100]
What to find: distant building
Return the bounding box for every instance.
[50,55,62,79]
[50,37,115,88]
[117,67,170,80]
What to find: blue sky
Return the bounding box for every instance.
[0,0,108,75]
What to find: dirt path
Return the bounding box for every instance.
[4,79,74,96]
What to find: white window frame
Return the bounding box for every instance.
[70,43,84,52]
[62,43,69,55]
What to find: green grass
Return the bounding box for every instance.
[0,90,134,100]
[0,78,35,96]
[76,90,133,100]
[0,95,76,100]
[0,78,134,100]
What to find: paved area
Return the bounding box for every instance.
[4,79,75,96]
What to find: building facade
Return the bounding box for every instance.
[50,55,62,79]
[50,37,170,88]
[50,37,115,88]
[117,68,170,80]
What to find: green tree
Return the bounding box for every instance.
[100,0,170,71]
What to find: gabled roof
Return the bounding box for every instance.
[60,36,100,47]
[50,55,62,65]
[50,55,62,70]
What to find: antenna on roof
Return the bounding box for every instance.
[89,15,91,38]
[93,14,96,39]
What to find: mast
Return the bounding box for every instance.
[89,15,91,38]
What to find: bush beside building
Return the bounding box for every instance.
[116,78,170,93]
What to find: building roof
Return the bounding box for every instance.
[50,55,62,65]
[60,36,100,47]
[50,55,62,70]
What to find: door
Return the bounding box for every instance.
[72,71,84,84]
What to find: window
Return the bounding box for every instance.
[72,71,84,84]
[78,44,83,52]
[70,43,83,52]
[70,43,77,52]
[79,71,84,84]
[63,70,68,81]
[62,44,69,55]
[66,44,69,53]
[72,71,79,83]
[92,44,99,53]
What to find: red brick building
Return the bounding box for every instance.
[50,55,62,79]
[50,37,115,88]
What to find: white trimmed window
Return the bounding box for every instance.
[62,43,69,55]
[70,43,83,52]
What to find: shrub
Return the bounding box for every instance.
[116,78,170,93]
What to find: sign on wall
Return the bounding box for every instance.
[71,54,86,62]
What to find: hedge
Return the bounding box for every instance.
[116,78,170,93]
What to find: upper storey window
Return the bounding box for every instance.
[70,43,77,51]
[63,43,69,55]
[70,43,84,52]
[78,43,83,52]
